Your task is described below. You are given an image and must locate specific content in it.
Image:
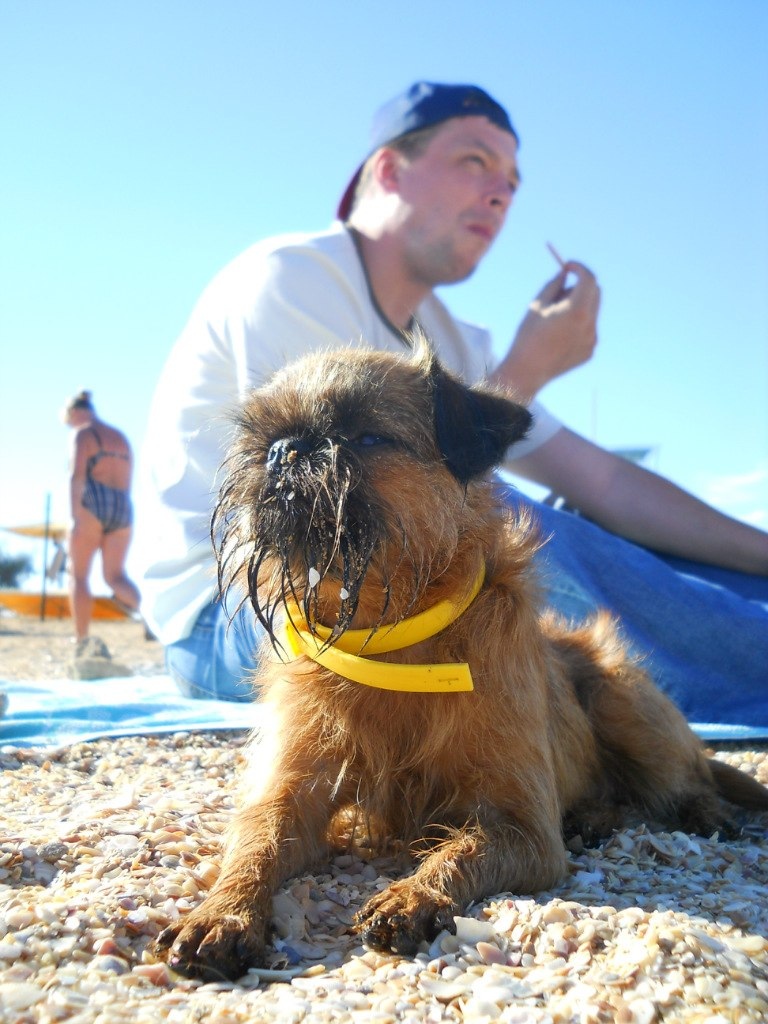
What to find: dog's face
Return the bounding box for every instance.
[214,345,531,645]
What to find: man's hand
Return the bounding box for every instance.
[493,261,601,401]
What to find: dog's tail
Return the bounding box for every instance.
[709,758,768,811]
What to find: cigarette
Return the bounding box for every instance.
[546,241,566,269]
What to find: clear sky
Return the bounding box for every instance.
[1,0,766,586]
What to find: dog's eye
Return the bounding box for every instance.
[351,433,391,448]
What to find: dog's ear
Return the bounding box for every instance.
[430,361,533,484]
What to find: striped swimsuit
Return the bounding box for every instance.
[81,428,133,533]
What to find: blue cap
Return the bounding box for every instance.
[337,82,518,220]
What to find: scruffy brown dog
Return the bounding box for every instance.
[156,344,768,981]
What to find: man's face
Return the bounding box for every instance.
[393,115,520,287]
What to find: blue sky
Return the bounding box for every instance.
[1,0,766,586]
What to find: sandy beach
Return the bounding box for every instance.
[0,614,166,682]
[1,614,767,1022]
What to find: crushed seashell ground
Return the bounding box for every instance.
[1,731,767,1022]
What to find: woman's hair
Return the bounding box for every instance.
[66,390,95,413]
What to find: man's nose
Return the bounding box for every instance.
[487,177,513,212]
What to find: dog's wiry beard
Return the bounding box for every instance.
[213,435,417,655]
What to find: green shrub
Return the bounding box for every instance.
[0,549,33,588]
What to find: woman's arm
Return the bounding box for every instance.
[69,430,91,524]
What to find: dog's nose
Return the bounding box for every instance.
[266,437,315,473]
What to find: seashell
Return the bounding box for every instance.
[132,963,172,986]
[37,841,68,863]
[734,934,767,956]
[0,982,47,1012]
[89,954,130,975]
[193,856,221,888]
[105,834,141,856]
[475,940,507,965]
[441,965,465,981]
[453,916,497,944]
[47,987,90,1008]
[94,937,122,956]
[685,927,726,955]
[4,908,35,930]
[473,981,521,1004]
[272,892,308,940]
[623,998,657,1024]
[0,940,25,961]
[418,973,470,1001]
[643,833,675,862]
[542,903,574,925]
[462,995,504,1018]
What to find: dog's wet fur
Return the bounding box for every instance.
[155,344,768,981]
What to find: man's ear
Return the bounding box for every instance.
[373,147,403,195]
[430,361,532,484]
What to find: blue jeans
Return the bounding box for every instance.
[167,489,768,729]
[166,599,264,702]
[505,489,768,729]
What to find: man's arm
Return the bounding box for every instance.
[511,428,768,576]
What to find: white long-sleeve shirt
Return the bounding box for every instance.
[135,223,562,644]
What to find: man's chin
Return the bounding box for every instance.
[442,258,481,286]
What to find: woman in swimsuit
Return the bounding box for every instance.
[64,391,141,656]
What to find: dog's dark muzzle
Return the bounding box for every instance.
[266,436,319,476]
[250,431,383,627]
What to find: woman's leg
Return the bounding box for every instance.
[68,511,102,641]
[101,527,141,611]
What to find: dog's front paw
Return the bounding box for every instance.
[154,907,266,982]
[356,880,457,955]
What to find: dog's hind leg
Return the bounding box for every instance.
[573,657,734,835]
[356,812,567,955]
[549,615,746,836]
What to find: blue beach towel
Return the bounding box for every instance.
[0,673,766,751]
[0,674,262,751]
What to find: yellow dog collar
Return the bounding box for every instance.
[281,563,485,693]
